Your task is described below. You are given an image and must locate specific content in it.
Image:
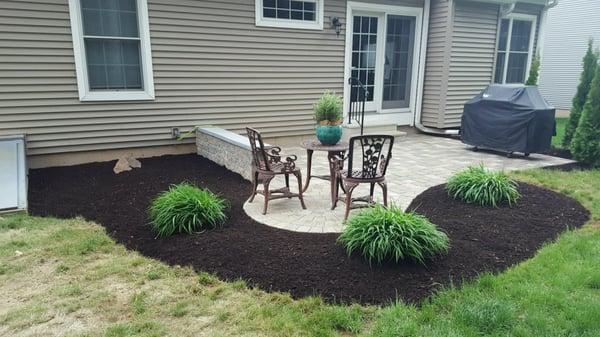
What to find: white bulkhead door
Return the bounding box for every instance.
[0,136,27,211]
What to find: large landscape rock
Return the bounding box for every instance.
[113,156,141,174]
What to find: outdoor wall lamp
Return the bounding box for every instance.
[331,16,342,37]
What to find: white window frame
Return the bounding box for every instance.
[68,0,155,101]
[255,0,324,30]
[493,13,537,84]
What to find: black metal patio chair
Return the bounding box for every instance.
[246,127,306,215]
[331,135,394,221]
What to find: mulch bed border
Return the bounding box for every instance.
[28,154,590,305]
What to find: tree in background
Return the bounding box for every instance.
[525,55,540,85]
[571,66,600,167]
[563,40,598,147]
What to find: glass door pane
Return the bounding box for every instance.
[351,15,378,103]
[382,15,415,109]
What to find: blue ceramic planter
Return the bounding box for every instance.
[316,125,342,145]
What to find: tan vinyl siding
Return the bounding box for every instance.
[0,0,350,155]
[421,0,452,128]
[0,0,424,156]
[423,0,543,129]
[0,0,426,157]
[443,0,499,127]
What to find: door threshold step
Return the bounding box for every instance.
[343,121,398,129]
[343,125,407,139]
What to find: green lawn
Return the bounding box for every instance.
[552,117,568,149]
[1,169,599,337]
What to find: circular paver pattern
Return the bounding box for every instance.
[244,135,574,233]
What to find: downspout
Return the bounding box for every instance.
[414,0,460,135]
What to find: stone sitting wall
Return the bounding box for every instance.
[196,127,259,181]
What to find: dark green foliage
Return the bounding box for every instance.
[564,40,599,147]
[149,183,227,237]
[337,204,449,264]
[571,66,600,167]
[446,165,520,207]
[313,91,343,124]
[525,55,540,86]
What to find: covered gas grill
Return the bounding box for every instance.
[460,85,556,157]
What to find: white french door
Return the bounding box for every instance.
[344,3,423,116]
[349,13,381,112]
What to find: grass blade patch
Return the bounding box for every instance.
[149,183,227,237]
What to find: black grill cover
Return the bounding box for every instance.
[461,85,556,154]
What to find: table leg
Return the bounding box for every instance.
[328,151,344,209]
[302,149,313,193]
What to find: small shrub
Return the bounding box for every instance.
[571,65,600,167]
[338,204,449,264]
[564,39,599,147]
[525,55,540,86]
[149,183,227,237]
[446,165,520,207]
[314,91,343,125]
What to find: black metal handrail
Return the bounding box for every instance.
[348,77,368,135]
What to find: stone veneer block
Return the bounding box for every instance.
[196,127,266,181]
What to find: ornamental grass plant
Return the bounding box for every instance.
[446,165,520,207]
[149,182,227,237]
[338,204,449,265]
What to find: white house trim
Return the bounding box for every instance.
[255,0,324,30]
[342,1,426,126]
[413,0,430,128]
[68,0,155,102]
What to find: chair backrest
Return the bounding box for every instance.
[346,135,394,179]
[246,127,270,171]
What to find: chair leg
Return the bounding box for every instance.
[249,171,259,203]
[262,176,273,215]
[379,181,388,207]
[369,182,375,203]
[344,184,357,222]
[294,172,307,210]
[285,173,291,198]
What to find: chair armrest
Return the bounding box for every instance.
[266,147,298,172]
[266,147,298,162]
[329,154,347,172]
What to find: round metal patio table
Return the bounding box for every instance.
[300,139,349,209]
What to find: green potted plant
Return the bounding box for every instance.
[314,91,343,145]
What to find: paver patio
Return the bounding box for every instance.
[243,134,573,233]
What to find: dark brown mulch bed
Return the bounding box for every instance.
[543,146,573,160]
[28,155,589,305]
[540,147,593,171]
